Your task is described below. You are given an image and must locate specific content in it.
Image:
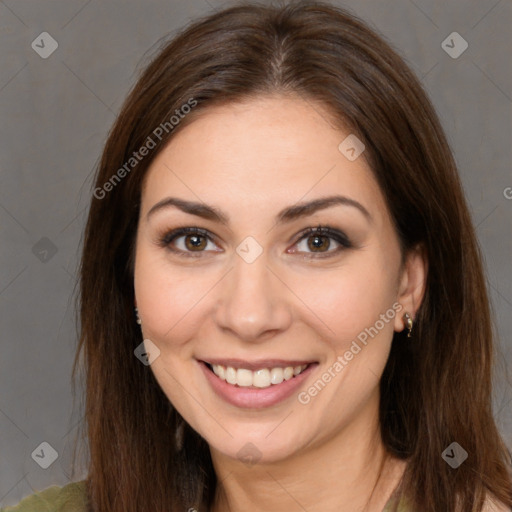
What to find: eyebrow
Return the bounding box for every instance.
[146,195,372,224]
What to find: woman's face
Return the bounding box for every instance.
[134,94,424,464]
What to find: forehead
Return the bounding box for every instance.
[140,95,388,227]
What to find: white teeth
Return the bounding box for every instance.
[270,367,284,385]
[283,367,294,380]
[236,368,253,387]
[253,369,270,388]
[225,366,237,385]
[216,364,225,380]
[211,363,308,388]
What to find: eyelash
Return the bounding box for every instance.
[157,225,352,259]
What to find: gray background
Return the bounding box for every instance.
[0,0,511,507]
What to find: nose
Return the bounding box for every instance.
[214,251,293,343]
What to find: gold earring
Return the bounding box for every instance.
[403,312,413,338]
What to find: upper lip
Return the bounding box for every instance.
[199,358,316,371]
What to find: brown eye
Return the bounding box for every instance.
[292,226,352,257]
[183,234,207,251]
[306,234,332,252]
[159,227,220,257]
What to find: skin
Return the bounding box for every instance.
[133,94,427,512]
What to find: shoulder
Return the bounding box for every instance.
[1,480,87,512]
[482,494,511,512]
[385,493,511,512]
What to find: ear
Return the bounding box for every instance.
[394,243,428,333]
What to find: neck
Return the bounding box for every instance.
[209,392,406,512]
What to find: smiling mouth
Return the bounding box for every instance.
[203,361,313,389]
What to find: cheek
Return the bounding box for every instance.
[289,255,398,352]
[134,247,187,343]
[134,247,219,352]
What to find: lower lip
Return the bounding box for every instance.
[198,361,317,409]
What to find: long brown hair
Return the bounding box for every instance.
[74,1,512,510]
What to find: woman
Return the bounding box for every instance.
[4,1,511,511]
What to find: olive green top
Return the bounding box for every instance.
[1,481,88,512]
[1,480,412,511]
